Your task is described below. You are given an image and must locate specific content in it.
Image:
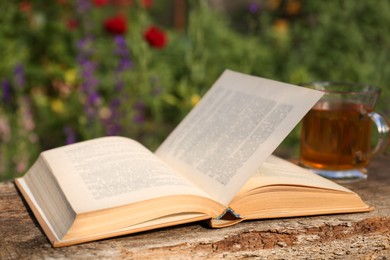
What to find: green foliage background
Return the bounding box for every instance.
[0,0,389,181]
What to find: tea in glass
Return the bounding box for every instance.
[300,82,389,181]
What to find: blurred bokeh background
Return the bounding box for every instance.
[1,0,390,181]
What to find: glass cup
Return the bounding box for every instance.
[299,82,390,182]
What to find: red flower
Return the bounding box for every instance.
[93,0,109,7]
[19,1,32,13]
[143,26,167,49]
[66,19,79,31]
[104,15,127,35]
[141,0,153,8]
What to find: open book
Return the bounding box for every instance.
[15,70,371,247]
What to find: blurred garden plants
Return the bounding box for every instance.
[1,0,390,180]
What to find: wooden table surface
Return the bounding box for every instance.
[1,156,389,259]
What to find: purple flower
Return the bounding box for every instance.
[102,35,134,135]
[132,101,146,125]
[14,64,25,89]
[117,59,133,73]
[114,35,133,73]
[77,37,101,123]
[64,126,76,144]
[75,0,105,133]
[133,113,145,124]
[105,123,122,136]
[248,2,260,14]
[103,98,123,136]
[1,79,12,105]
[76,0,92,15]
[114,36,130,56]
[110,97,121,108]
[77,37,96,63]
[86,91,100,105]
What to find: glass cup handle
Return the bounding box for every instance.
[369,112,390,155]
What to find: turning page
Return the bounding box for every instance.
[156,69,323,205]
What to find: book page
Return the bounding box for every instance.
[156,69,323,205]
[42,136,211,213]
[237,155,351,195]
